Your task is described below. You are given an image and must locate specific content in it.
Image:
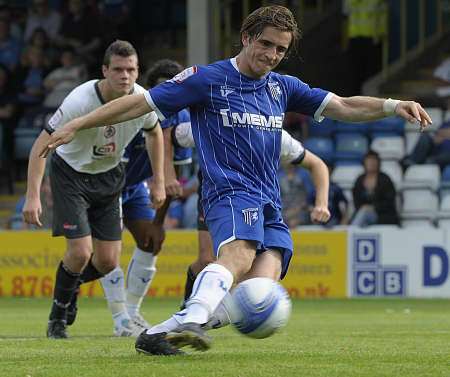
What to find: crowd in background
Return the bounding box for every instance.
[1,0,449,231]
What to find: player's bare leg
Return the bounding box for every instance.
[48,237,120,338]
[65,239,121,326]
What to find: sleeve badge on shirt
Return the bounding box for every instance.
[171,66,198,83]
[48,108,63,129]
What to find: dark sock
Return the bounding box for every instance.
[49,262,80,321]
[79,257,104,284]
[183,266,197,304]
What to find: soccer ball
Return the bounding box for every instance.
[227,277,291,339]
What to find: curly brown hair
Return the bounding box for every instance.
[240,5,301,56]
[145,59,184,88]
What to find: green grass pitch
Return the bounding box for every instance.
[0,298,449,377]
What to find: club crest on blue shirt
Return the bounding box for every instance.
[242,207,259,226]
[220,85,235,97]
[268,81,282,101]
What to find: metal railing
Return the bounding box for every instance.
[365,0,449,95]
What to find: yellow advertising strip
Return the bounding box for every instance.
[0,230,347,298]
[286,231,347,298]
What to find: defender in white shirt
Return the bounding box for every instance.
[22,40,166,339]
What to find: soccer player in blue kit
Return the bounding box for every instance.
[41,5,432,353]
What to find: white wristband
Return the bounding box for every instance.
[383,98,400,115]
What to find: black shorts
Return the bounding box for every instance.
[197,170,208,231]
[50,153,125,241]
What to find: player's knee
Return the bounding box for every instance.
[94,254,119,274]
[66,245,92,269]
[218,243,255,280]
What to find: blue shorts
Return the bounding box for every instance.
[121,181,155,221]
[205,196,293,279]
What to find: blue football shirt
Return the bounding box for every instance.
[123,109,192,187]
[145,58,332,213]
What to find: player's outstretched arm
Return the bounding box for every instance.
[40,93,152,157]
[144,123,166,209]
[323,95,432,130]
[299,151,331,224]
[23,130,52,227]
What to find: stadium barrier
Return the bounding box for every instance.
[0,228,448,298]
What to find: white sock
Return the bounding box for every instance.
[126,247,157,317]
[183,263,234,325]
[100,267,130,327]
[206,292,232,329]
[146,309,187,335]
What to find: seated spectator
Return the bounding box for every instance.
[16,46,48,110]
[164,199,184,229]
[351,150,399,227]
[55,0,103,68]
[180,174,200,229]
[311,169,349,227]
[433,57,450,105]
[28,27,58,69]
[0,18,22,72]
[0,64,17,157]
[8,174,53,230]
[0,5,22,40]
[279,162,314,228]
[43,48,87,108]
[98,0,133,41]
[24,0,61,43]
[403,120,450,169]
[282,111,309,141]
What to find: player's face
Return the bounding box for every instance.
[102,54,139,96]
[242,26,292,78]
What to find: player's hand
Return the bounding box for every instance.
[165,178,183,198]
[39,122,79,157]
[150,180,166,209]
[143,223,166,255]
[310,205,330,224]
[395,101,433,131]
[22,197,43,227]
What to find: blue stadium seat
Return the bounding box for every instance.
[333,159,363,167]
[307,117,335,137]
[439,165,450,199]
[334,133,368,163]
[14,128,41,160]
[334,121,369,135]
[304,137,334,165]
[14,109,55,160]
[441,165,450,184]
[368,116,405,138]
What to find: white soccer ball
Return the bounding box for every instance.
[228,277,291,339]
